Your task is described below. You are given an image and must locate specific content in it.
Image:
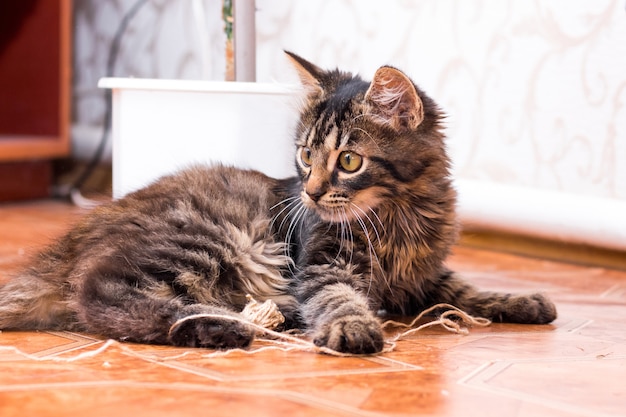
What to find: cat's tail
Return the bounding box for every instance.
[0,272,74,331]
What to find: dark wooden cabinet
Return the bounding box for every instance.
[0,0,71,201]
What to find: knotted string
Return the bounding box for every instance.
[0,298,490,362]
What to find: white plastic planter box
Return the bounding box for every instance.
[98,78,299,199]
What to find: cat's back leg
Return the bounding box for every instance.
[73,253,255,349]
[421,270,557,324]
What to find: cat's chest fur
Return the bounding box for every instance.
[335,199,457,309]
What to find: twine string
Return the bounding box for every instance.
[0,300,490,362]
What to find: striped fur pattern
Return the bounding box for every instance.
[282,52,556,353]
[0,53,556,353]
[0,167,297,349]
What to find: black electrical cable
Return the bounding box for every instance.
[70,0,150,192]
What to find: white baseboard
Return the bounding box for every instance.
[456,179,626,252]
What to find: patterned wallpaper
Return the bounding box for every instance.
[73,0,226,127]
[256,0,626,201]
[73,0,626,201]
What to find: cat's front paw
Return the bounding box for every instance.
[313,314,384,354]
[168,315,255,349]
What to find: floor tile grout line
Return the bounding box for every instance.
[37,340,107,359]
[555,318,594,333]
[20,331,105,358]
[279,390,390,417]
[139,353,427,383]
[0,331,103,360]
[0,379,395,417]
[458,356,626,417]
[461,360,515,385]
[459,354,626,381]
[46,330,103,342]
[599,283,624,298]
[459,371,620,417]
[565,319,595,334]
[131,355,230,382]
[457,360,499,386]
[361,355,424,371]
[2,335,429,374]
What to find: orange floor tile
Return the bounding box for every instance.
[0,200,624,417]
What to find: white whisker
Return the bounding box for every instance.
[351,203,382,248]
[333,209,344,265]
[368,206,386,233]
[275,199,302,235]
[286,204,306,248]
[270,196,299,211]
[284,203,308,273]
[350,206,391,296]
[345,210,355,266]
[270,197,301,234]
[339,208,354,266]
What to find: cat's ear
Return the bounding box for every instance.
[365,66,424,131]
[284,51,324,99]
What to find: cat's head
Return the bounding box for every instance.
[286,52,450,223]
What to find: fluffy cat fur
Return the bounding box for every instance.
[0,52,556,354]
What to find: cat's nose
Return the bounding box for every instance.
[305,176,328,202]
[306,188,325,202]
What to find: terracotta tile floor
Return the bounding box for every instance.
[0,200,625,417]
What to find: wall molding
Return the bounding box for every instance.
[456,179,626,252]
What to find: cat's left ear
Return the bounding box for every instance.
[365,66,424,131]
[284,51,324,99]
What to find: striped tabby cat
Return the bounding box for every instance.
[0,52,556,354]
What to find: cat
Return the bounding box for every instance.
[0,52,556,354]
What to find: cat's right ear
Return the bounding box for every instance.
[284,51,324,99]
[365,66,424,131]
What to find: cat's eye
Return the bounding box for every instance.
[300,147,313,167]
[338,151,363,173]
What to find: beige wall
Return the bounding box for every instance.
[256,0,626,201]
